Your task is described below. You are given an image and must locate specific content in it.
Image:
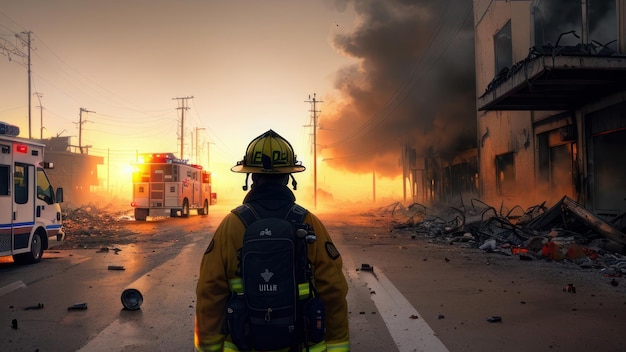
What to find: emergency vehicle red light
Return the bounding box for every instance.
[16,144,28,153]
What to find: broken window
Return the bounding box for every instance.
[494,21,512,74]
[537,129,576,204]
[533,0,617,53]
[496,153,516,195]
[587,102,626,216]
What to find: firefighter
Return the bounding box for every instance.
[195,129,350,352]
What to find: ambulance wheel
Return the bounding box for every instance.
[182,199,190,218]
[198,199,209,215]
[13,232,44,265]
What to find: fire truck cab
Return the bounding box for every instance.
[131,153,211,221]
[0,122,65,264]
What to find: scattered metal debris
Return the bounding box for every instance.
[381,197,626,277]
[58,203,137,249]
[360,263,374,272]
[67,303,88,310]
[486,316,502,323]
[23,303,44,310]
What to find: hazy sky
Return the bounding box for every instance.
[0,0,475,206]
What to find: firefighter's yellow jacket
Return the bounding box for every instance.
[195,184,350,352]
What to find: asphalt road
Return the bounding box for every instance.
[2,203,626,352]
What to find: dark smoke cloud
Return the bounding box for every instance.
[320,0,476,177]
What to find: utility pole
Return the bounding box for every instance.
[15,31,32,138]
[34,92,43,139]
[195,127,205,165]
[305,93,322,208]
[173,96,193,159]
[77,107,94,154]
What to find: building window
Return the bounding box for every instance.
[533,0,617,53]
[496,153,516,195]
[494,21,512,74]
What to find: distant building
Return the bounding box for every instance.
[38,136,104,207]
[473,0,626,217]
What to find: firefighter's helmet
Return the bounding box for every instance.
[231,129,305,174]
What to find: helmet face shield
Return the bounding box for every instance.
[231,129,305,174]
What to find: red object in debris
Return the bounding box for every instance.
[541,242,562,260]
[512,247,529,255]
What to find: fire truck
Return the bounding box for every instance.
[131,153,212,221]
[0,122,64,264]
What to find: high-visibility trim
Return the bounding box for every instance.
[298,282,310,299]
[228,278,243,294]
[195,342,223,352]
[326,341,350,351]
[223,341,239,352]
[224,340,294,352]
[303,340,327,352]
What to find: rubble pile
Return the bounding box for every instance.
[59,203,136,249]
[385,196,626,276]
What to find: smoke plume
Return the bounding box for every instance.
[321,0,476,177]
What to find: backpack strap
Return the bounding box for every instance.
[232,203,261,227]
[232,203,308,227]
[285,204,308,224]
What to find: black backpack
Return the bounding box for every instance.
[226,203,325,351]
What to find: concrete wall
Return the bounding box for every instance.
[474,0,540,209]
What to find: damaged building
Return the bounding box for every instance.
[473,0,626,219]
[36,136,104,207]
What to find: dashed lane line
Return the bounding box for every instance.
[0,280,26,297]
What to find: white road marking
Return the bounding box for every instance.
[360,269,449,352]
[0,280,26,297]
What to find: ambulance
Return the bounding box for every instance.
[0,122,64,264]
[131,153,212,221]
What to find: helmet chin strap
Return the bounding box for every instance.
[242,173,250,191]
[290,174,297,190]
[242,173,297,191]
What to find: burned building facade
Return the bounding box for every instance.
[473,0,626,218]
[38,136,103,207]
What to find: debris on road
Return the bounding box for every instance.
[67,303,88,310]
[23,303,44,310]
[383,196,626,277]
[107,265,126,271]
[58,203,137,249]
[121,288,144,310]
[359,263,374,272]
[564,284,576,293]
[486,316,502,323]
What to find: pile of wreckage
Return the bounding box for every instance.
[389,196,626,276]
